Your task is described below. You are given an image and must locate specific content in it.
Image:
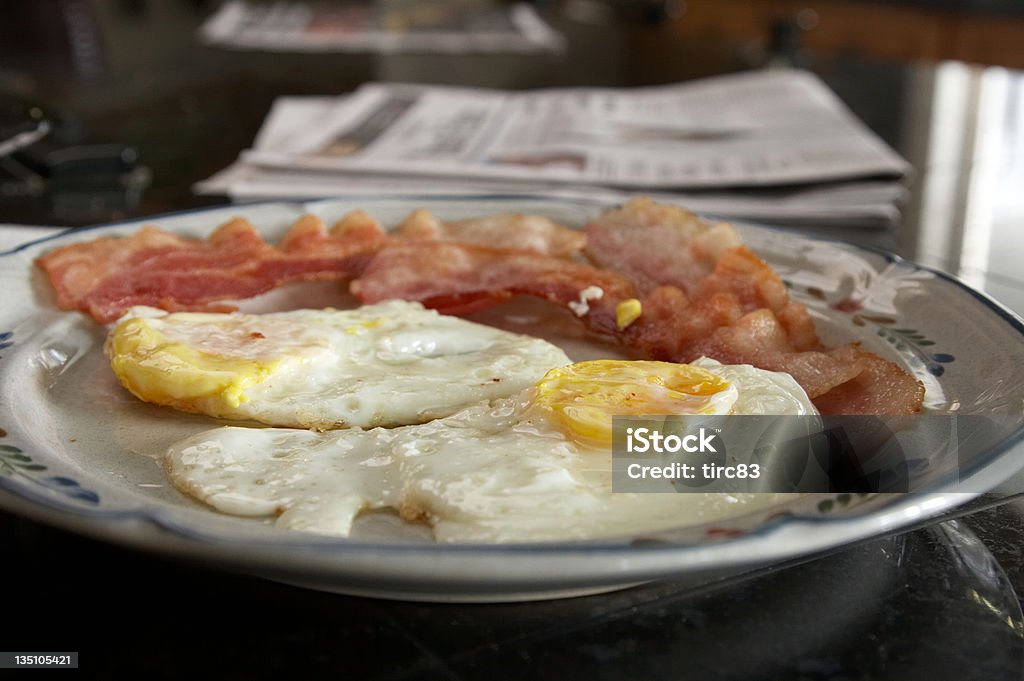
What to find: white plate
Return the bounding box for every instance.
[2,195,1023,602]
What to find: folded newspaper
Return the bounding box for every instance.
[201,0,565,54]
[198,69,911,227]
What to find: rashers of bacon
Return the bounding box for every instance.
[36,198,924,415]
[36,210,389,324]
[35,208,579,323]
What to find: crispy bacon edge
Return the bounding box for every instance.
[35,210,390,323]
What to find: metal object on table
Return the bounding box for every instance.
[0,102,148,224]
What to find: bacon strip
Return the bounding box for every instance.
[584,197,744,296]
[36,211,390,323]
[394,208,586,258]
[352,240,636,331]
[683,309,868,399]
[586,197,793,317]
[596,286,899,411]
[812,352,926,416]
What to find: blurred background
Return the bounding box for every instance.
[3,0,1023,304]
[0,0,1020,219]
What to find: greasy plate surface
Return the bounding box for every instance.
[1,195,1023,601]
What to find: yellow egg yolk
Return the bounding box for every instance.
[527,360,737,447]
[107,317,280,410]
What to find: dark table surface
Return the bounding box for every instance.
[3,2,1024,678]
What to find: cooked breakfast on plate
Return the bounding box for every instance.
[164,358,815,541]
[33,197,927,542]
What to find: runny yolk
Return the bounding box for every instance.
[527,360,736,447]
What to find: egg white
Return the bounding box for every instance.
[163,359,817,542]
[692,357,817,415]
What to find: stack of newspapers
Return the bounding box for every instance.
[197,69,911,228]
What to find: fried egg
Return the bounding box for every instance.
[106,301,571,429]
[164,359,816,542]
